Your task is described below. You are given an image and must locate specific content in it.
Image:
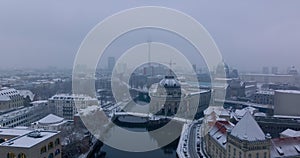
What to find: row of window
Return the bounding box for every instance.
[7,150,60,158]
[41,138,60,154]
[7,152,26,158]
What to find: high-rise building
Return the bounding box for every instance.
[271,66,278,74]
[108,57,116,71]
[263,66,269,74]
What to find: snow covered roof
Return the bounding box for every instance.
[230,112,266,141]
[0,128,32,137]
[0,95,10,101]
[271,137,300,157]
[209,121,234,149]
[234,107,257,119]
[18,90,35,101]
[38,114,64,125]
[49,94,98,101]
[280,129,300,138]
[0,130,60,148]
[275,90,300,94]
[256,90,274,95]
[0,88,20,101]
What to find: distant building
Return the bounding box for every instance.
[274,90,300,116]
[244,81,257,98]
[108,57,115,71]
[48,94,98,120]
[215,61,230,78]
[263,66,269,74]
[256,115,300,138]
[254,90,275,105]
[214,78,246,99]
[240,73,297,85]
[287,66,298,75]
[0,87,24,111]
[192,64,197,73]
[0,102,50,128]
[31,114,69,131]
[0,128,61,158]
[271,67,278,74]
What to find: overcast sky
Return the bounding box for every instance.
[1,0,300,72]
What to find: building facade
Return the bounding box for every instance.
[0,128,61,158]
[0,102,50,128]
[206,112,271,158]
[149,76,211,119]
[274,90,300,116]
[0,87,24,111]
[48,94,98,120]
[253,90,274,105]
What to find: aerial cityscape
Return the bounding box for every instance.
[1,1,300,158]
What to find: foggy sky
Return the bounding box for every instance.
[1,0,300,72]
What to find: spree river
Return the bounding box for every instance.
[91,127,179,158]
[90,101,179,158]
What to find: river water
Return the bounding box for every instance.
[91,127,178,158]
[91,101,179,158]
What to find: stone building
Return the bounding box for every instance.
[206,112,271,158]
[149,76,211,119]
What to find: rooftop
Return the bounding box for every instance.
[275,90,300,94]
[0,128,32,137]
[230,112,266,141]
[280,129,300,138]
[271,137,300,157]
[209,121,234,149]
[0,130,60,148]
[49,94,97,101]
[37,114,64,125]
[256,90,275,95]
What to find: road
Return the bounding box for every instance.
[188,123,199,158]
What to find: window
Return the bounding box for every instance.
[234,148,236,155]
[48,153,54,158]
[40,146,47,154]
[55,138,60,146]
[48,142,54,150]
[55,149,60,156]
[17,153,26,158]
[264,152,267,158]
[7,152,16,158]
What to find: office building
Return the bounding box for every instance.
[48,94,98,120]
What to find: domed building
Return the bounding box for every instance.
[149,75,211,118]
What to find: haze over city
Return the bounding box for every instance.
[1,0,300,72]
[1,1,300,158]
